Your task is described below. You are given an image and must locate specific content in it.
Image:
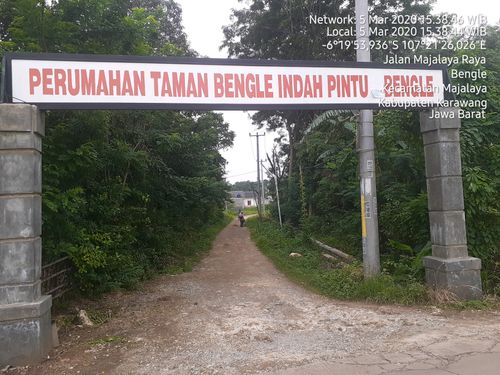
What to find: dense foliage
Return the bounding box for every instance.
[0,0,234,293]
[230,180,258,192]
[224,0,500,293]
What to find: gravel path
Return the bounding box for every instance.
[11,219,500,374]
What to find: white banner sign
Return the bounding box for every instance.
[1,54,450,110]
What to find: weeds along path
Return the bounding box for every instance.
[15,219,500,375]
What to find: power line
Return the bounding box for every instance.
[225,170,257,179]
[248,132,256,160]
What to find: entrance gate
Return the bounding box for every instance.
[0,53,482,365]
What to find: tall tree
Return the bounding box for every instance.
[222,0,438,225]
[0,0,235,293]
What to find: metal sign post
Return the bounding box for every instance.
[355,0,381,277]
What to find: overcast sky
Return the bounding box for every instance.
[175,0,500,184]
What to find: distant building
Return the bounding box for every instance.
[230,191,257,209]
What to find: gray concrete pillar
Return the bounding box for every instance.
[0,104,52,365]
[420,108,482,300]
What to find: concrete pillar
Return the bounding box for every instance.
[0,104,52,365]
[420,108,482,300]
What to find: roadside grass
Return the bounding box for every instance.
[231,206,259,216]
[85,308,113,325]
[88,335,126,347]
[247,218,429,305]
[247,218,500,309]
[163,212,233,274]
[434,295,500,311]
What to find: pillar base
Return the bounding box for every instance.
[0,295,52,366]
[424,256,482,300]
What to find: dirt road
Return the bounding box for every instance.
[12,219,500,374]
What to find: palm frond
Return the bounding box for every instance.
[301,109,357,143]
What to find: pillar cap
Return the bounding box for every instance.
[420,108,461,133]
[0,104,44,136]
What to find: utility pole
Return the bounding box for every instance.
[262,162,283,228]
[274,174,283,228]
[260,160,266,215]
[250,132,265,218]
[355,0,380,277]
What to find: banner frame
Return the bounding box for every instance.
[1,52,453,110]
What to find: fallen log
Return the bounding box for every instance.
[311,238,354,263]
[321,253,336,261]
